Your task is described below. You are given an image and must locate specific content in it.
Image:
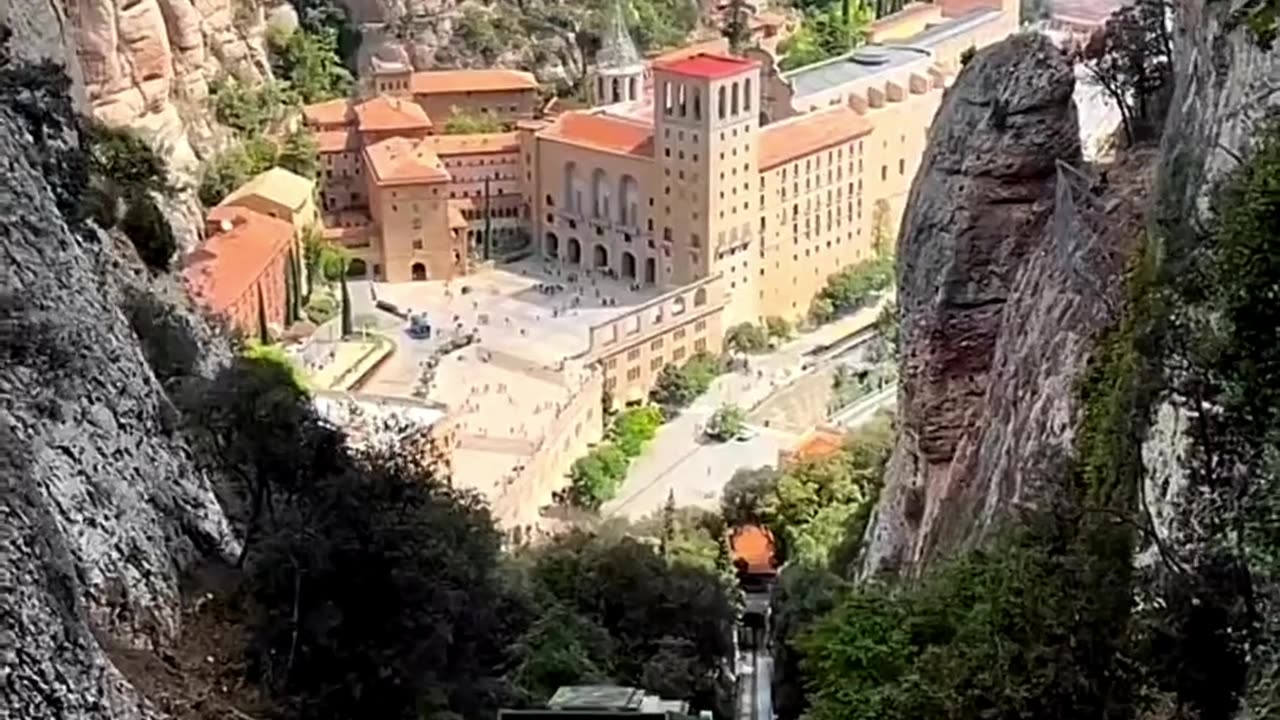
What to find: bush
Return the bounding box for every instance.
[210,77,297,135]
[304,292,338,325]
[277,127,319,179]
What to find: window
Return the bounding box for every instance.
[881,165,888,181]
[627,348,641,361]
[673,346,686,362]
[627,367,641,381]
[695,320,706,332]
[899,158,906,175]
[606,358,618,369]
[694,338,707,352]
[651,357,664,370]
[674,328,686,340]
[718,86,727,119]
[650,338,664,351]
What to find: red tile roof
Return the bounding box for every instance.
[758,105,874,170]
[184,208,294,314]
[364,137,450,186]
[421,132,519,155]
[303,98,355,128]
[647,38,731,64]
[540,112,654,158]
[315,128,361,153]
[410,69,540,95]
[731,525,777,575]
[652,52,759,79]
[354,96,433,133]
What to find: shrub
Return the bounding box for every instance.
[304,292,338,325]
[268,25,353,104]
[609,405,664,457]
[198,136,279,207]
[210,77,297,135]
[277,127,319,179]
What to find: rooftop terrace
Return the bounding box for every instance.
[783,44,931,98]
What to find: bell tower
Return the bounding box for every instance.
[589,0,646,106]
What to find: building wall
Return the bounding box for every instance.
[584,274,727,407]
[320,149,367,213]
[414,89,540,125]
[368,179,463,282]
[758,135,873,322]
[857,83,945,241]
[534,139,659,282]
[493,367,605,528]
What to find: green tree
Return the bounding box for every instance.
[442,106,507,134]
[765,315,794,343]
[1082,0,1173,145]
[809,255,894,324]
[722,0,751,52]
[660,489,676,559]
[704,402,746,442]
[567,443,630,509]
[277,127,320,179]
[512,604,615,704]
[609,404,664,456]
[720,466,779,528]
[210,77,297,135]
[199,135,279,207]
[269,25,354,104]
[724,322,770,354]
[651,352,722,409]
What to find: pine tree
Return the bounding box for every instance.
[256,283,270,345]
[660,489,676,560]
[340,268,353,337]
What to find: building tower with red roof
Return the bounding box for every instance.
[650,52,763,322]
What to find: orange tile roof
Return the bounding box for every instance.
[790,429,846,462]
[420,132,519,156]
[540,112,654,158]
[315,128,361,153]
[409,69,539,95]
[364,137,450,186]
[652,52,759,79]
[731,525,777,575]
[184,208,294,314]
[354,96,433,133]
[758,105,874,170]
[303,98,355,127]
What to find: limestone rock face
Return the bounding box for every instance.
[0,80,237,720]
[861,33,1127,575]
[69,0,271,205]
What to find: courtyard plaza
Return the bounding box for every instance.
[348,258,667,523]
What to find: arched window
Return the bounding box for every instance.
[678,84,687,117]
[619,174,640,225]
[694,287,707,307]
[664,82,673,114]
[693,88,702,119]
[718,86,726,119]
[597,77,606,102]
[744,78,752,111]
[628,76,638,100]
[611,77,622,103]
[731,82,740,116]
[591,168,610,219]
[564,161,582,213]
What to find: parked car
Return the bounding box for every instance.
[407,313,432,339]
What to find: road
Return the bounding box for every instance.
[602,307,892,521]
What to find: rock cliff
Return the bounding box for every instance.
[861,33,1144,575]
[864,0,1280,581]
[0,41,237,719]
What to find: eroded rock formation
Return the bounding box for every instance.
[861,33,1144,575]
[0,54,237,720]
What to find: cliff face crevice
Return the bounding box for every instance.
[0,63,237,717]
[861,32,1151,576]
